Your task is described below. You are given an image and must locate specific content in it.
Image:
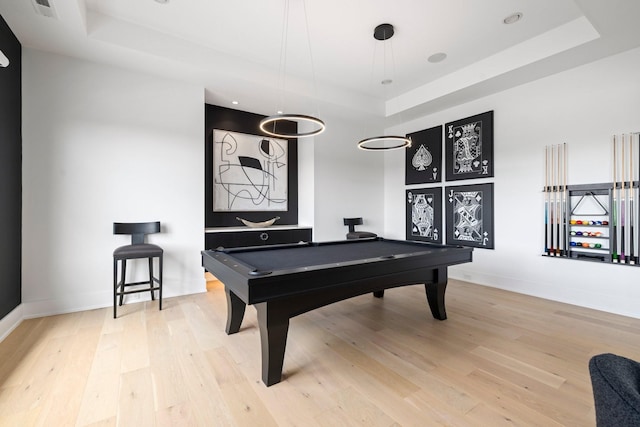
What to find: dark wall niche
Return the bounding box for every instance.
[204,104,299,227]
[0,14,22,320]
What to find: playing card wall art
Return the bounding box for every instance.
[445,183,494,249]
[445,111,494,181]
[212,129,288,212]
[405,125,442,185]
[406,187,443,244]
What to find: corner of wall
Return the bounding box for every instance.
[0,304,23,343]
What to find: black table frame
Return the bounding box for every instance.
[201,238,473,386]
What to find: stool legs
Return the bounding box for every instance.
[159,255,163,310]
[119,259,127,306]
[113,259,118,318]
[113,255,163,318]
[148,257,155,301]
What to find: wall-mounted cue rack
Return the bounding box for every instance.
[543,133,640,265]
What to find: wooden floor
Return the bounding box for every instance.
[1,280,639,426]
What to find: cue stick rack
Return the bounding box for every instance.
[543,133,640,265]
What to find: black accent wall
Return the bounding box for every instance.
[204,104,299,227]
[0,14,22,320]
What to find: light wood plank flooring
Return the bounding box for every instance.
[1,279,639,426]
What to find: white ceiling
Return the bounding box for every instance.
[1,0,640,124]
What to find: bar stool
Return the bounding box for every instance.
[343,217,377,239]
[113,221,163,318]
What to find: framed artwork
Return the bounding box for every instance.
[405,125,442,184]
[445,183,494,249]
[204,104,299,227]
[445,110,494,181]
[212,129,288,212]
[406,187,443,244]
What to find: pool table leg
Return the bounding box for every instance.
[225,288,246,334]
[255,301,290,386]
[425,267,448,320]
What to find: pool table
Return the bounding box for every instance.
[201,237,473,386]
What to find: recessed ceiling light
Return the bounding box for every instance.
[381,79,393,85]
[154,0,169,4]
[503,12,523,24]
[231,101,239,105]
[428,52,447,63]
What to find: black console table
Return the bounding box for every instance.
[204,225,312,250]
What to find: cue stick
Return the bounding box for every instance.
[563,142,568,257]
[630,133,635,264]
[612,135,618,262]
[557,143,563,256]
[551,145,556,255]
[544,145,549,255]
[621,134,626,263]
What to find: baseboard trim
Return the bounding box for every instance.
[0,280,207,342]
[0,305,24,342]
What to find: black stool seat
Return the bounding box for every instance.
[344,217,377,240]
[113,221,163,318]
[347,231,378,239]
[114,243,163,259]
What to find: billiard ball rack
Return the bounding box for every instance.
[543,134,640,265]
[543,183,640,265]
[567,187,612,263]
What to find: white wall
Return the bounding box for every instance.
[18,44,638,323]
[384,47,640,319]
[22,49,205,317]
[312,113,385,241]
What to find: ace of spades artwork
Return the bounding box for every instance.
[405,126,442,185]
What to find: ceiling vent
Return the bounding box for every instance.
[31,0,58,19]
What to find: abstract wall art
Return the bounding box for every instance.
[445,111,494,181]
[212,129,288,212]
[406,187,443,243]
[445,183,494,249]
[405,125,442,185]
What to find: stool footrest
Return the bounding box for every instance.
[117,286,161,296]
[118,278,161,286]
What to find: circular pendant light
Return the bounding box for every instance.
[262,0,325,139]
[357,135,411,151]
[260,114,325,138]
[357,24,411,151]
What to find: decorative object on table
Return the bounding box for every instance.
[357,23,411,151]
[405,125,442,184]
[445,111,494,181]
[236,216,280,228]
[213,130,288,212]
[445,183,494,249]
[406,187,443,244]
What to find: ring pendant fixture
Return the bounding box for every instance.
[357,135,411,151]
[262,0,325,139]
[260,114,325,138]
[357,23,410,151]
